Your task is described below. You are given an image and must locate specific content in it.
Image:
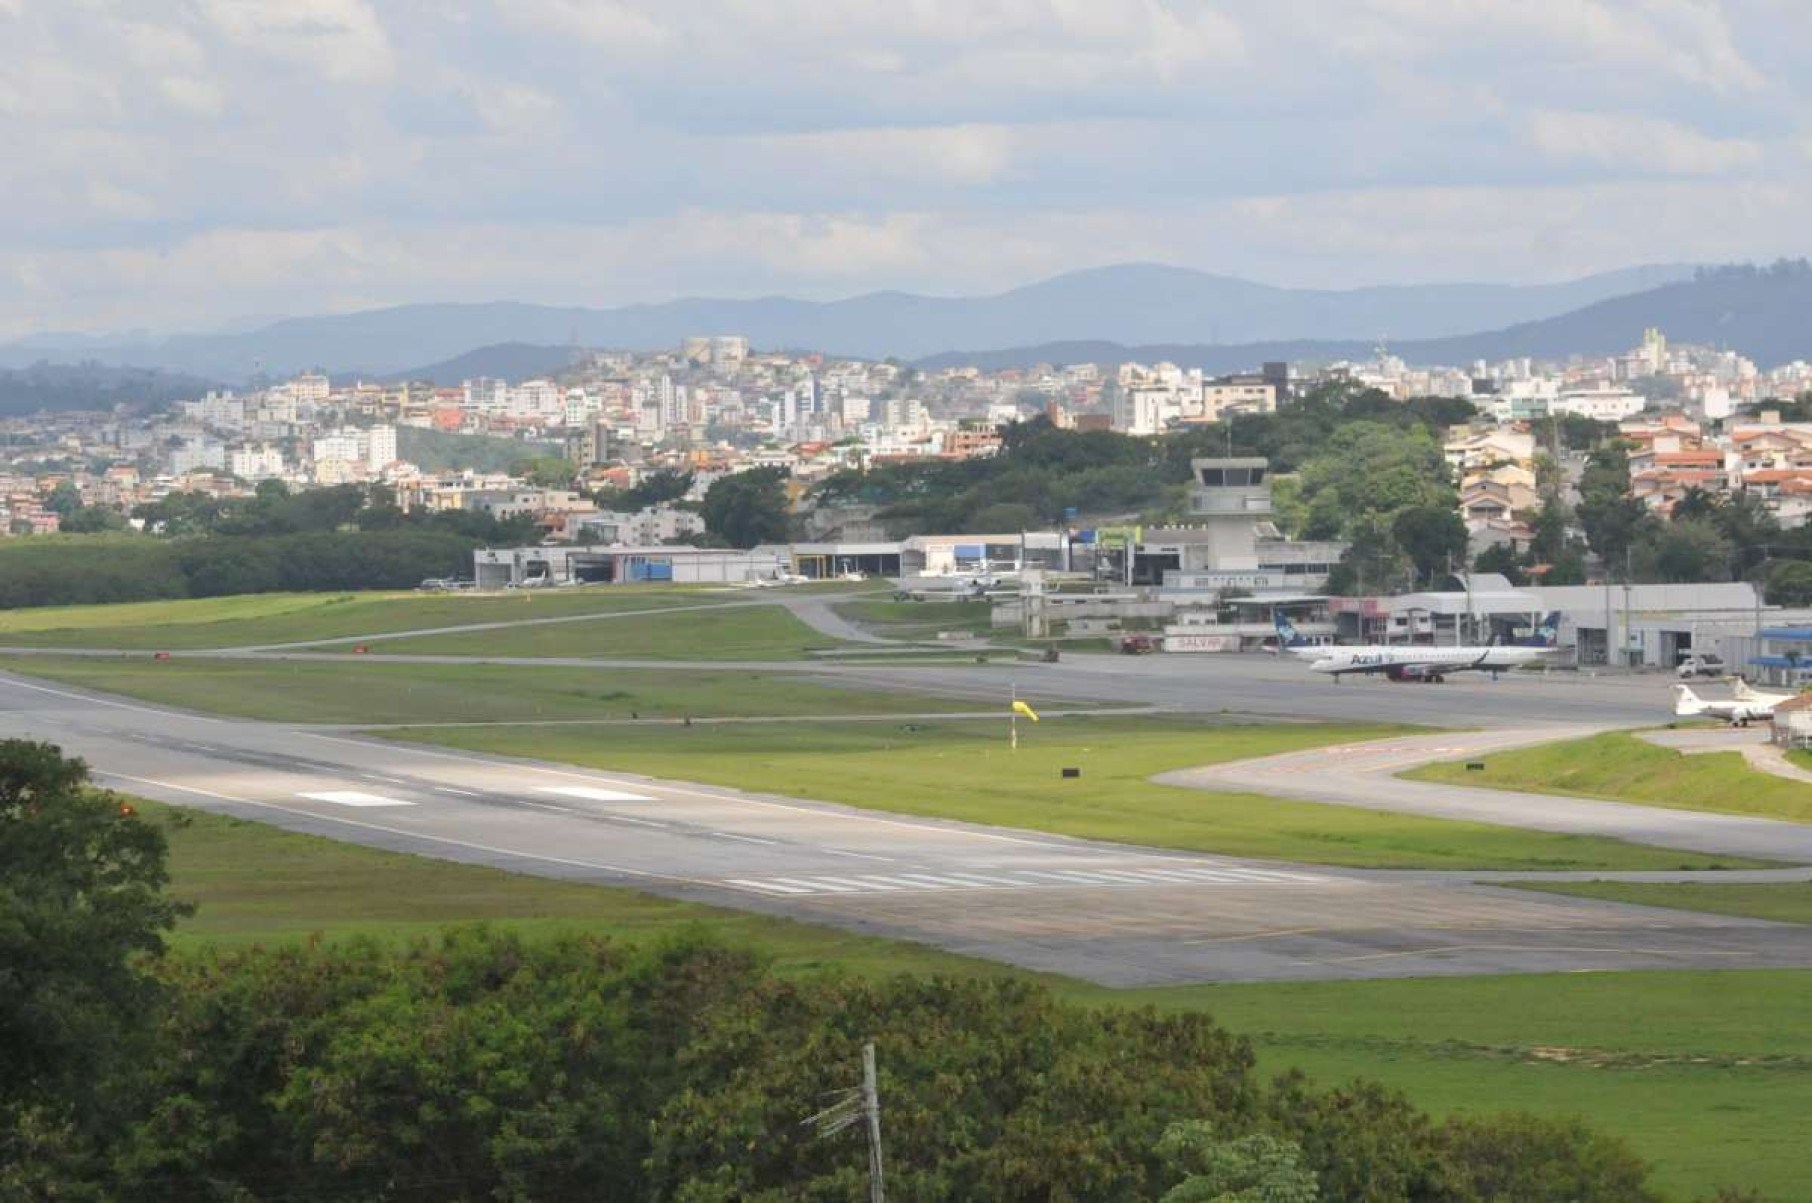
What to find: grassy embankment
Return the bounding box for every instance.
[144,798,1811,1200]
[0,656,1006,725]
[348,602,849,660]
[0,587,740,650]
[834,597,996,638]
[1405,729,1812,824]
[1512,880,1812,924]
[388,717,1754,871]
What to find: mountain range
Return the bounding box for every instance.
[0,263,1700,382]
[915,262,1812,374]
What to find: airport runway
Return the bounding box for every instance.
[0,643,1684,730]
[8,668,1812,986]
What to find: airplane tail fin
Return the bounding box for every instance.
[1674,683,1706,715]
[1273,611,1305,648]
[1538,612,1561,646]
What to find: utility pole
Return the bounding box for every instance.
[862,1042,886,1203]
[803,1043,885,1203]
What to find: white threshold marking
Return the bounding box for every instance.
[718,864,1330,897]
[101,772,678,883]
[710,831,777,845]
[539,785,656,803]
[434,786,481,797]
[300,790,413,808]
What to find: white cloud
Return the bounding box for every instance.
[0,1,1807,337]
[195,0,394,82]
[1527,110,1764,175]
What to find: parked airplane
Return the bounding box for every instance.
[1732,678,1795,708]
[1674,683,1782,727]
[1274,614,1558,682]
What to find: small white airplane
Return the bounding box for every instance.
[1674,682,1782,727]
[1275,614,1558,683]
[1732,678,1795,708]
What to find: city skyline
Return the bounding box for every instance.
[5,1,1809,338]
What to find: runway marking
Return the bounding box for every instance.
[540,785,655,803]
[302,731,1092,852]
[819,848,897,863]
[434,786,481,797]
[710,831,778,845]
[719,864,1329,896]
[100,772,685,884]
[299,790,413,808]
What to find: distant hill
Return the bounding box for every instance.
[377,342,581,386]
[0,362,222,417]
[916,263,1812,373]
[0,263,1693,380]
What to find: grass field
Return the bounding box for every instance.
[835,597,994,638]
[1509,879,1812,925]
[356,602,846,660]
[141,797,1808,1200]
[1406,730,1812,823]
[0,588,739,649]
[0,656,993,725]
[387,717,1754,870]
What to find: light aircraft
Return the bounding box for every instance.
[1732,678,1795,708]
[1674,682,1782,727]
[1275,613,1559,683]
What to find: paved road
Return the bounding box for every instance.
[0,645,1685,729]
[8,669,1812,986]
[1162,727,1812,863]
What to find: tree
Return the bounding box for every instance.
[1633,518,1734,584]
[701,467,791,548]
[59,505,129,534]
[1391,505,1469,587]
[1766,561,1812,606]
[512,455,577,489]
[1472,542,1525,586]
[0,742,187,1135]
[43,481,83,517]
[1576,444,1653,568]
[1155,1121,1318,1203]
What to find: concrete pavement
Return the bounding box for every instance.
[1160,727,1812,864]
[8,669,1812,986]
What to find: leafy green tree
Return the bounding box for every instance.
[1155,1121,1318,1202]
[702,467,791,548]
[0,742,186,1141]
[1766,560,1812,606]
[1634,519,1734,584]
[43,481,83,517]
[1576,444,1654,569]
[1391,505,1469,587]
[511,455,578,489]
[1472,542,1526,585]
[59,504,128,534]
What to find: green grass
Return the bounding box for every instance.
[0,588,738,649]
[149,800,985,978]
[1406,730,1812,823]
[142,796,1809,1199]
[358,602,849,660]
[1142,971,1812,1200]
[0,656,996,725]
[1509,880,1812,925]
[386,717,1753,871]
[835,597,994,637]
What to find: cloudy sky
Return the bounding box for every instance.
[2,0,1807,337]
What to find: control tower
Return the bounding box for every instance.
[1186,457,1272,569]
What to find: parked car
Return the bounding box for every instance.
[1118,634,1160,655]
[1676,653,1727,679]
